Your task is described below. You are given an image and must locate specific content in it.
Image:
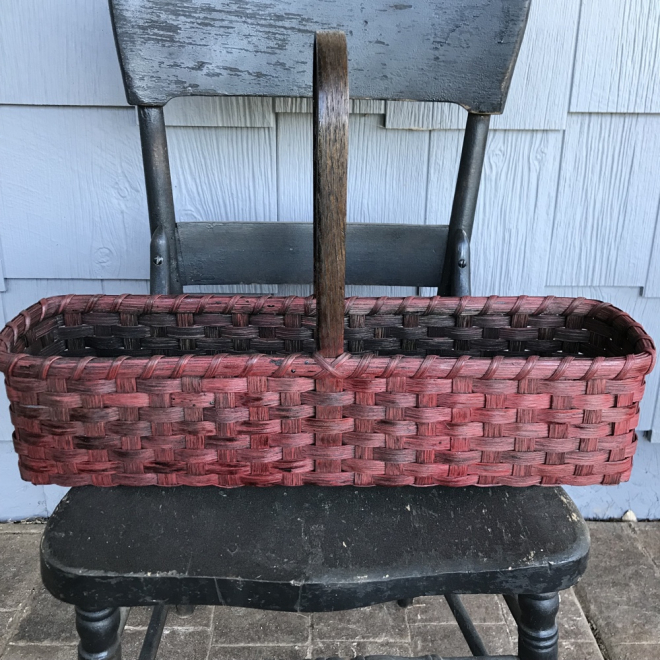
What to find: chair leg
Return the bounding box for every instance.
[517,592,560,660]
[175,604,195,617]
[75,607,122,660]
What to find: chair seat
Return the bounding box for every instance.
[41,486,589,613]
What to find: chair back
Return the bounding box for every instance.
[108,0,531,295]
[111,0,530,112]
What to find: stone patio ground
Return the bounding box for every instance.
[0,522,657,660]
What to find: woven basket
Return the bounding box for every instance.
[0,33,655,488]
[0,293,655,488]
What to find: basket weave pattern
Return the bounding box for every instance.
[0,294,654,487]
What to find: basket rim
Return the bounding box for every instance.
[0,294,655,382]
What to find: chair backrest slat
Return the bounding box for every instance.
[110,0,530,112]
[177,222,449,288]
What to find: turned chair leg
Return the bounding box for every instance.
[75,607,122,660]
[175,604,195,617]
[517,592,560,660]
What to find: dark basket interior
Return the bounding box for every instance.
[13,299,642,361]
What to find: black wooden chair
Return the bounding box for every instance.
[41,2,590,659]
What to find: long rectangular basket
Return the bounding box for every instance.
[0,293,654,488]
[1,34,655,489]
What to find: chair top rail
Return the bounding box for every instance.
[109,0,530,112]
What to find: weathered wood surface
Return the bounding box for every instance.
[385,0,581,131]
[42,486,589,607]
[313,33,348,357]
[490,0,580,130]
[0,0,590,131]
[571,0,660,113]
[110,0,530,111]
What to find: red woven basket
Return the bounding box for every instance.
[0,34,655,488]
[0,293,655,488]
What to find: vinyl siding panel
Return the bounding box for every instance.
[164,97,275,128]
[168,126,277,223]
[642,226,660,297]
[426,130,564,296]
[0,106,148,280]
[571,0,660,113]
[0,0,126,106]
[277,114,430,226]
[547,114,660,287]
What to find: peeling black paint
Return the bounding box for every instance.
[109,0,530,111]
[42,486,589,611]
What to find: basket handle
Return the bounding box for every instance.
[313,31,349,358]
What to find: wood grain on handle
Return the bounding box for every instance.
[314,31,348,358]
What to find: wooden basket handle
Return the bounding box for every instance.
[313,31,348,358]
